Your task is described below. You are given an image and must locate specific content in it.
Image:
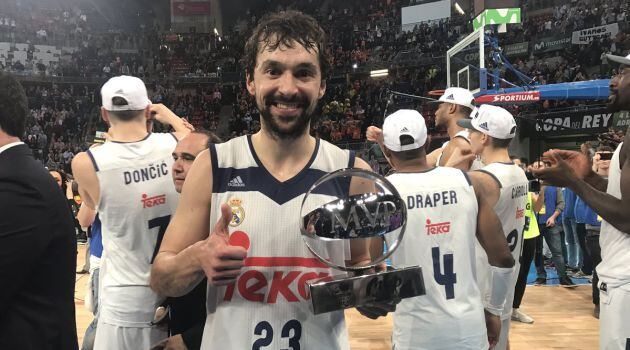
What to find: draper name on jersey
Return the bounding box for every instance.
[123,161,169,185]
[407,190,458,209]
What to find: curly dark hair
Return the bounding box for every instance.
[242,10,331,81]
[0,72,28,137]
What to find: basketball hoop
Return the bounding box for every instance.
[428,90,445,97]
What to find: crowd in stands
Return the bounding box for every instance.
[22,84,96,172]
[2,0,629,167]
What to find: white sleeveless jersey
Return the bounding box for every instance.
[598,143,630,289]
[88,133,179,326]
[437,129,484,170]
[201,136,353,350]
[386,167,488,350]
[474,163,528,320]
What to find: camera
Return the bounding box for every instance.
[525,171,541,193]
[597,152,613,161]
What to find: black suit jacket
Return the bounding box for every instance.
[0,144,78,350]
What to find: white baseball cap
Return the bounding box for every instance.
[430,87,475,110]
[606,53,630,66]
[457,104,517,139]
[101,75,152,111]
[382,109,428,152]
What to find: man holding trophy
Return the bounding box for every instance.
[379,109,516,349]
[150,10,399,350]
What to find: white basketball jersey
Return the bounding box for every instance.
[386,167,488,350]
[438,130,484,170]
[201,136,353,350]
[598,143,630,289]
[88,133,179,326]
[474,163,528,320]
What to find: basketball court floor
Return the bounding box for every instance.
[74,246,598,349]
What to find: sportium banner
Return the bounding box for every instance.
[533,35,572,53]
[503,42,529,57]
[572,23,619,45]
[476,91,540,104]
[534,108,614,136]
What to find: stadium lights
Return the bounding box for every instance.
[370,69,388,77]
[352,63,358,69]
[454,2,465,15]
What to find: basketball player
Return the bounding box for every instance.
[457,105,529,350]
[150,11,387,349]
[533,53,630,350]
[380,109,515,349]
[72,75,191,349]
[366,87,478,170]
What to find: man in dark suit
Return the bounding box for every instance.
[0,72,78,350]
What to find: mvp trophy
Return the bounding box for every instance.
[300,168,425,314]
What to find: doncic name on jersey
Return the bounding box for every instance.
[123,161,170,185]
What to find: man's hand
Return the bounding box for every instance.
[484,310,501,349]
[65,180,74,199]
[181,118,195,132]
[195,204,247,286]
[150,104,180,124]
[356,299,398,320]
[546,216,556,227]
[150,334,188,350]
[532,150,585,187]
[445,147,476,169]
[356,264,399,319]
[366,126,383,143]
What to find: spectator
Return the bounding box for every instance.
[532,161,575,287]
[0,72,78,350]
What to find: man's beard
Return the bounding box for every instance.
[607,89,621,112]
[259,93,316,140]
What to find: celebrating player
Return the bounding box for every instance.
[150,11,388,350]
[72,76,191,349]
[379,109,515,349]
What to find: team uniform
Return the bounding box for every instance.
[474,163,528,350]
[88,133,179,349]
[386,167,488,350]
[437,130,484,170]
[597,143,630,350]
[201,135,354,349]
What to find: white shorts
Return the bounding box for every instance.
[494,318,511,350]
[93,321,166,350]
[599,283,630,350]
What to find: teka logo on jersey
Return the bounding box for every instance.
[141,193,166,208]
[426,219,450,235]
[222,231,332,304]
[516,208,525,219]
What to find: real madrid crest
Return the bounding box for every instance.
[228,198,245,227]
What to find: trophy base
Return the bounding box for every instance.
[308,266,425,315]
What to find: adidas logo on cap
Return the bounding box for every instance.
[446,94,454,100]
[478,122,489,131]
[401,127,409,132]
[228,176,245,188]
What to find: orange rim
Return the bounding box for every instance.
[428,89,445,96]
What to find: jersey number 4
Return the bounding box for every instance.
[432,247,457,300]
[253,320,302,350]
